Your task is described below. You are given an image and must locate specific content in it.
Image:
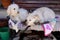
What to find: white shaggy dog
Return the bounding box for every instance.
[7,4,20,32]
[26,7,56,31]
[7,4,28,32]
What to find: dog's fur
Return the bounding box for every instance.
[26,7,56,31]
[18,8,29,22]
[7,4,20,21]
[7,4,29,32]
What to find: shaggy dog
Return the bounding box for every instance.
[26,7,56,40]
[7,4,20,32]
[7,4,29,40]
[7,4,19,39]
[7,4,29,32]
[26,7,56,30]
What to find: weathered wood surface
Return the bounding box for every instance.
[14,0,60,14]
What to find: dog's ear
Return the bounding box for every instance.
[7,6,11,16]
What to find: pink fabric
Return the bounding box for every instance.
[42,23,53,36]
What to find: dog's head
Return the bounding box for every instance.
[26,13,39,26]
[7,4,19,17]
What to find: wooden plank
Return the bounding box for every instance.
[18,4,60,8]
[14,0,60,14]
[16,0,60,1]
[15,1,60,4]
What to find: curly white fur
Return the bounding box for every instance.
[7,4,19,16]
[27,7,56,31]
[7,4,29,32]
[18,8,29,21]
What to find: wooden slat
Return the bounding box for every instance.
[14,0,60,14]
[16,0,60,1]
[18,4,60,8]
[15,1,60,4]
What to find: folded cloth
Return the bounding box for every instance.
[42,23,53,36]
[9,19,19,32]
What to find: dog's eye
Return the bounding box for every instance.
[14,8,15,10]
